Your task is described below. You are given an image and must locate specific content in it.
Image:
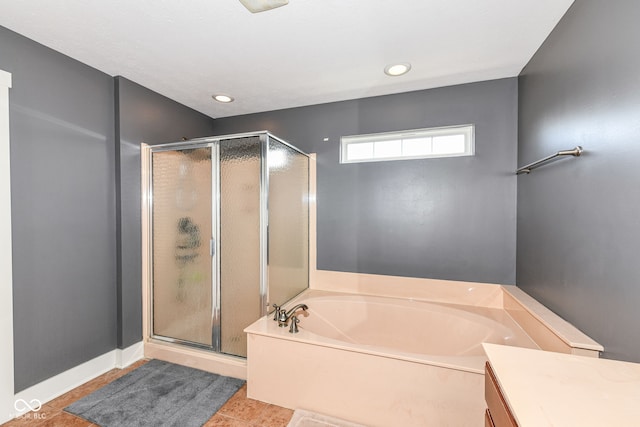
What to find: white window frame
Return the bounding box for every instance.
[340,124,475,164]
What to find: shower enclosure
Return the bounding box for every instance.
[142,132,309,358]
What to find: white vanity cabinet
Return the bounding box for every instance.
[485,361,517,427]
[483,343,640,427]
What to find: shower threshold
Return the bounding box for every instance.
[144,339,247,379]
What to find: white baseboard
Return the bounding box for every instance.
[12,351,116,418]
[8,341,144,421]
[116,341,144,369]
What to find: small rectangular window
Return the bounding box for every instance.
[340,124,474,164]
[346,141,373,160]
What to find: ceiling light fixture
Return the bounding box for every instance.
[384,63,412,77]
[239,0,289,13]
[212,94,234,103]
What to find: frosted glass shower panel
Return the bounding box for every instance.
[268,137,310,306]
[151,148,213,346]
[219,137,263,357]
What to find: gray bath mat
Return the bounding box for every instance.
[65,359,244,427]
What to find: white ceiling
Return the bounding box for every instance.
[0,0,574,118]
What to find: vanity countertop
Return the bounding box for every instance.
[483,343,640,426]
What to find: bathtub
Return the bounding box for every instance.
[245,283,602,427]
[289,293,538,371]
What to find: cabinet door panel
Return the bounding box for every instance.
[485,363,518,427]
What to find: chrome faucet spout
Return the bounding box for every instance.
[276,303,309,328]
[285,303,308,318]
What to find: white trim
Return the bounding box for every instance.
[0,70,11,89]
[7,343,144,421]
[12,351,117,418]
[115,341,144,369]
[0,69,13,425]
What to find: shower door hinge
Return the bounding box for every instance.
[210,238,215,257]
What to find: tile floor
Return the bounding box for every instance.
[1,359,293,427]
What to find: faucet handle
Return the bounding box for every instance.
[289,315,300,334]
[272,304,281,321]
[277,309,289,327]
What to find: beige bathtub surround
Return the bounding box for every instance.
[484,343,640,426]
[310,269,504,308]
[245,291,520,426]
[502,285,602,355]
[248,331,485,427]
[260,291,537,372]
[286,409,367,427]
[246,282,603,427]
[310,270,602,357]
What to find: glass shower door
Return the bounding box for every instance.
[151,146,214,347]
[267,137,309,307]
[219,136,263,357]
[146,133,309,358]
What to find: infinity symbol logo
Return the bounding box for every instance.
[14,398,42,412]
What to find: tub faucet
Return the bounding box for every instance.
[285,303,308,318]
[277,303,308,328]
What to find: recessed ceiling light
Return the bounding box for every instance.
[384,63,412,77]
[212,94,234,103]
[239,0,289,13]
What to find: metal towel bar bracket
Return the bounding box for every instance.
[516,146,583,175]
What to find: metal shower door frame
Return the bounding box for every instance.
[144,131,311,355]
[145,141,219,351]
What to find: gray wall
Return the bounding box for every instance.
[115,77,215,348]
[0,26,117,392]
[215,79,518,284]
[0,24,217,390]
[517,0,640,361]
[116,79,517,351]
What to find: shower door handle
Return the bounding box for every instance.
[210,238,215,257]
